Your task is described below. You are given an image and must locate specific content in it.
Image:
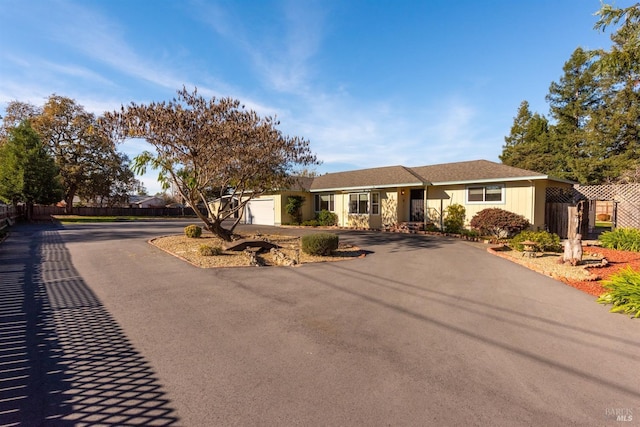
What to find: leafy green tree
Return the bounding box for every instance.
[501,2,640,185]
[546,47,607,184]
[0,96,139,213]
[105,87,318,241]
[500,101,559,174]
[0,121,62,220]
[285,196,305,224]
[78,152,138,207]
[594,3,640,181]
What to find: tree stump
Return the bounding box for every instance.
[562,234,583,266]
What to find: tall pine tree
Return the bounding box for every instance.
[500,101,559,175]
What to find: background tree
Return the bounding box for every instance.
[0,121,62,220]
[594,2,640,181]
[546,47,606,183]
[500,101,558,174]
[501,3,640,184]
[105,87,319,241]
[78,152,138,207]
[0,95,138,213]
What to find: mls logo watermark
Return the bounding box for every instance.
[605,408,633,422]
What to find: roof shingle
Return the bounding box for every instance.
[308,160,562,191]
[409,160,546,184]
[310,165,424,191]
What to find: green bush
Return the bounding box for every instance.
[510,230,562,252]
[461,229,480,239]
[443,203,466,234]
[469,208,530,239]
[301,233,339,256]
[302,219,319,227]
[316,209,338,226]
[198,244,222,256]
[599,228,640,252]
[285,196,305,224]
[597,267,640,318]
[184,224,202,238]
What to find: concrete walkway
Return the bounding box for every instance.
[1,221,639,426]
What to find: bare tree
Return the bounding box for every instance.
[105,87,318,241]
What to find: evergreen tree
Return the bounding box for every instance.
[500,101,558,174]
[546,47,606,184]
[0,121,62,220]
[594,3,640,181]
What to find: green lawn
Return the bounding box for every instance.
[595,221,613,228]
[52,215,189,223]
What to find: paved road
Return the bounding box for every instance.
[1,221,638,426]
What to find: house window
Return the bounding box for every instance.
[467,185,504,203]
[348,192,380,214]
[371,192,380,215]
[314,194,334,212]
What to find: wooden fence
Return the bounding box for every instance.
[31,205,201,218]
[546,184,640,238]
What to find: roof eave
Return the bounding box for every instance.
[310,182,425,192]
[429,176,558,186]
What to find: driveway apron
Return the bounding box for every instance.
[0,224,178,425]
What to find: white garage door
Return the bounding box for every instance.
[244,199,275,225]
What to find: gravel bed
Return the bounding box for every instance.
[149,234,366,268]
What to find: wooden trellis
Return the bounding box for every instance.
[546,184,640,237]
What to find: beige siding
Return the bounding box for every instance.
[426,181,552,229]
[271,192,313,225]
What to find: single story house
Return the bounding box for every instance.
[241,160,574,230]
[129,195,166,208]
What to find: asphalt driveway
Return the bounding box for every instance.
[1,221,638,426]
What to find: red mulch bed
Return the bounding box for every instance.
[560,247,640,296]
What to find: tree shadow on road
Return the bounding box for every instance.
[0,226,179,425]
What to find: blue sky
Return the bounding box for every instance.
[0,0,632,194]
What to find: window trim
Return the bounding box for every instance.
[348,192,380,215]
[466,184,505,204]
[314,193,335,212]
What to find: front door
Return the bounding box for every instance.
[410,189,424,222]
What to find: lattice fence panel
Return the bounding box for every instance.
[548,184,640,229]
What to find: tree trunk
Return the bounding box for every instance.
[210,220,233,241]
[64,186,77,215]
[564,204,583,265]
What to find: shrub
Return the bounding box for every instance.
[510,230,562,252]
[301,233,339,256]
[285,196,305,224]
[317,209,338,226]
[469,208,530,239]
[184,224,202,238]
[461,229,480,239]
[599,228,640,252]
[301,219,319,227]
[596,213,611,222]
[198,244,222,256]
[443,203,466,234]
[597,267,640,318]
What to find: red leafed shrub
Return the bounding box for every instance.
[470,208,530,239]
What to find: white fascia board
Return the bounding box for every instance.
[310,182,425,193]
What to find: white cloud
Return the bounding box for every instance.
[194,0,326,94]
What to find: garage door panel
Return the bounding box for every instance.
[244,199,275,225]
